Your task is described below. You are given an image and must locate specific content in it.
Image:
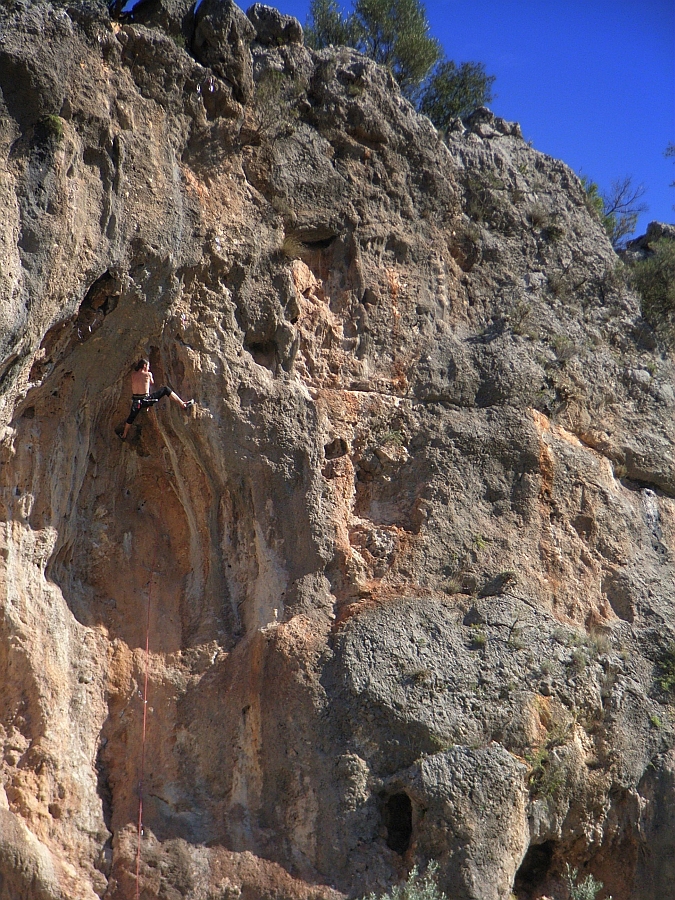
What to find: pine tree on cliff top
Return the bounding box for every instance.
[306,0,495,125]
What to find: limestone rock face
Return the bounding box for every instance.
[193,0,256,104]
[246,3,303,46]
[0,3,674,900]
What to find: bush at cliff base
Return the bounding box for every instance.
[361,863,447,900]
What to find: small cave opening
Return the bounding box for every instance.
[513,841,555,899]
[303,235,336,250]
[324,437,348,459]
[95,745,113,831]
[245,340,277,371]
[289,226,337,250]
[384,792,413,854]
[29,270,121,383]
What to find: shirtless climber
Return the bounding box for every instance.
[118,358,193,440]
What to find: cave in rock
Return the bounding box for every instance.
[513,841,556,898]
[384,792,413,854]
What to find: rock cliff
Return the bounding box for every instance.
[1,2,674,899]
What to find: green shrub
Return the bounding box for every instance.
[631,239,675,338]
[656,641,675,694]
[468,626,486,649]
[37,114,64,142]
[564,863,611,900]
[306,0,495,127]
[508,298,532,335]
[362,863,448,900]
[418,60,495,128]
[381,429,404,445]
[253,69,301,137]
[550,333,577,362]
[581,175,646,250]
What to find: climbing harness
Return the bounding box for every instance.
[135,561,154,900]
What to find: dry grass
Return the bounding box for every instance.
[281,234,306,259]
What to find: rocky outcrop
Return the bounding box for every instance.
[623,220,675,262]
[1,3,674,900]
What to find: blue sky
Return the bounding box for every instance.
[277,0,675,237]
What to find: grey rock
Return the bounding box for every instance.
[405,748,529,899]
[193,0,255,103]
[119,0,196,41]
[626,220,675,255]
[0,4,674,900]
[246,2,303,45]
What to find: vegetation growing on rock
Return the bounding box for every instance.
[305,0,494,124]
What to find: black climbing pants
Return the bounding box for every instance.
[125,386,172,424]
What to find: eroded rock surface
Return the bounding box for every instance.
[1,3,674,899]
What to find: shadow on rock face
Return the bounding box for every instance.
[513,841,555,899]
[383,792,412,854]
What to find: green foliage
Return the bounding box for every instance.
[381,428,405,445]
[418,60,495,127]
[468,626,486,649]
[305,0,360,49]
[525,746,568,798]
[253,69,302,137]
[305,0,494,124]
[362,863,448,900]
[353,0,441,96]
[508,298,532,335]
[564,863,611,900]
[525,704,576,798]
[550,333,576,362]
[631,239,675,338]
[38,114,64,142]
[525,746,551,791]
[570,647,587,673]
[581,175,647,250]
[655,641,675,695]
[581,176,604,218]
[441,576,463,595]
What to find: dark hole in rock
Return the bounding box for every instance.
[246,341,276,371]
[463,605,486,626]
[83,271,118,316]
[513,840,555,898]
[384,792,412,854]
[303,236,335,250]
[602,572,634,623]
[95,746,113,831]
[290,226,337,249]
[22,406,35,419]
[572,514,595,542]
[324,437,348,459]
[29,271,120,383]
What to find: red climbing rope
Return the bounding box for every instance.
[135,564,153,900]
